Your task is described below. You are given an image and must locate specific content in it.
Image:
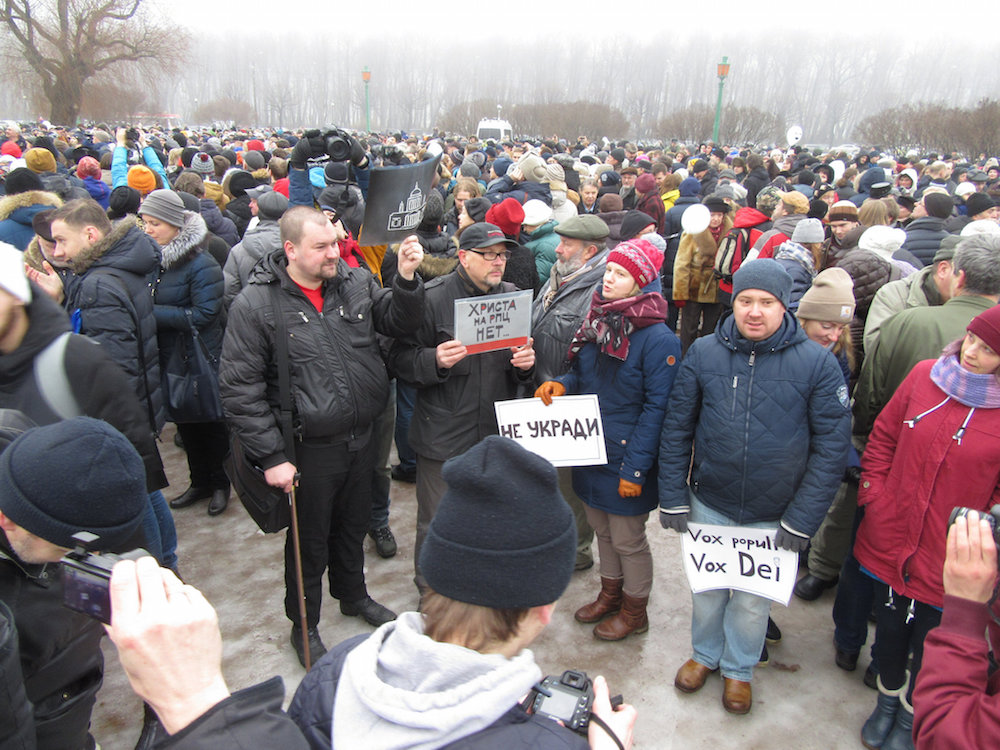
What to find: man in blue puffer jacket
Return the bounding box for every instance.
[658,258,851,715]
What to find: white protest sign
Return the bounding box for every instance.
[681,523,798,605]
[453,289,532,354]
[494,395,607,467]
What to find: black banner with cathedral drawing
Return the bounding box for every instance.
[358,154,442,245]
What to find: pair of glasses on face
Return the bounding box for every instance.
[465,248,511,262]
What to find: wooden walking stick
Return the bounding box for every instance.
[288,480,311,671]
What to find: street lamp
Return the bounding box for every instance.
[362,67,371,133]
[712,56,730,144]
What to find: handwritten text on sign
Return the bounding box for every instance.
[681,523,798,605]
[494,395,607,467]
[453,289,532,355]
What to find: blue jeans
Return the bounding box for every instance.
[145,490,178,572]
[689,492,778,682]
[393,381,417,473]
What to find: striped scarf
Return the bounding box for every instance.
[930,353,1000,408]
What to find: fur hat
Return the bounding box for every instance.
[0,417,146,551]
[607,238,663,288]
[139,189,185,228]
[227,171,257,198]
[703,195,731,214]
[922,192,954,220]
[965,192,996,218]
[24,148,56,174]
[797,268,855,323]
[4,167,43,195]
[127,165,156,197]
[419,436,575,608]
[732,258,793,308]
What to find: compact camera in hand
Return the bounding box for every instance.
[61,531,147,624]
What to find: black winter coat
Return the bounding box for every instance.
[59,218,165,432]
[743,167,770,210]
[388,269,535,462]
[199,198,239,247]
[900,217,948,267]
[224,195,252,238]
[220,250,423,468]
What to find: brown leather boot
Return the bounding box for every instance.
[593,593,649,641]
[575,577,623,623]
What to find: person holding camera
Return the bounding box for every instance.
[104,436,635,750]
[912,510,1000,749]
[852,304,1000,750]
[0,416,149,750]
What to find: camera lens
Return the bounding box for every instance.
[327,136,350,162]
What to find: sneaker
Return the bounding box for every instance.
[290,625,327,668]
[765,617,782,645]
[369,526,397,558]
[341,596,397,627]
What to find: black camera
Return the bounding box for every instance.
[325,128,353,162]
[948,505,1000,551]
[530,670,619,735]
[125,127,140,144]
[61,532,147,624]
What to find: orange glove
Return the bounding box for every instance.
[618,479,642,497]
[534,381,566,406]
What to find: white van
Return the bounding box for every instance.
[476,118,513,142]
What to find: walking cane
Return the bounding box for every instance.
[288,480,311,671]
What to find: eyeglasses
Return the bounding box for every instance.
[464,248,511,262]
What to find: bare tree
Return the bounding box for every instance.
[0,0,187,124]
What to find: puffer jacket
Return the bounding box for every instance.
[0,190,62,251]
[152,212,225,381]
[531,249,610,382]
[521,220,560,282]
[673,215,733,304]
[854,359,1000,609]
[388,269,534,462]
[223,218,281,310]
[836,247,895,363]
[220,249,423,467]
[199,197,240,248]
[60,218,165,432]
[557,284,681,516]
[743,167,770,210]
[900,216,948,267]
[658,312,851,535]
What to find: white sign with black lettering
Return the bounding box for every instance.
[453,289,533,354]
[494,395,607,467]
[681,523,798,605]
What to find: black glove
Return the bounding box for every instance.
[348,135,367,167]
[289,138,312,169]
[774,526,810,553]
[659,509,689,534]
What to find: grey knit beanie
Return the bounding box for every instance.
[139,189,185,228]
[732,258,793,308]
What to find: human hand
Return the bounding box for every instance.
[775,526,810,553]
[534,380,566,406]
[396,236,424,281]
[107,557,230,735]
[944,511,999,604]
[116,127,127,147]
[618,479,642,498]
[264,461,297,493]
[509,165,524,182]
[511,337,535,371]
[588,675,636,750]
[24,260,64,303]
[435,339,468,370]
[659,509,688,534]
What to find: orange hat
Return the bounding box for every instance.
[127,165,156,196]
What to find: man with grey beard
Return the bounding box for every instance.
[530,214,610,571]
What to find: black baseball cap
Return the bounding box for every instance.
[459,222,516,251]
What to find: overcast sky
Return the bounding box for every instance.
[164,0,972,40]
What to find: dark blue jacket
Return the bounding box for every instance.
[557,286,681,515]
[0,190,62,251]
[900,216,948,267]
[485,175,552,206]
[658,312,851,535]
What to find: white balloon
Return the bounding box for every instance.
[830,159,846,183]
[786,125,803,146]
[681,204,711,234]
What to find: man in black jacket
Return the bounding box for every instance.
[220,206,424,667]
[388,222,536,593]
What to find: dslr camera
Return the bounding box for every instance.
[324,128,353,162]
[530,670,621,735]
[949,505,1000,556]
[61,531,147,624]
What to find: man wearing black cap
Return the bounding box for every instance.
[389,222,536,593]
[0,416,149,750]
[220,206,426,666]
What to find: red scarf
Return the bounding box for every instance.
[566,290,668,363]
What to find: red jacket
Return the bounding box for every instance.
[718,207,769,295]
[854,359,1000,608]
[913,595,1000,749]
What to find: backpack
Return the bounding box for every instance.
[713,227,753,283]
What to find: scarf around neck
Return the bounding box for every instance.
[930,353,1000,409]
[567,289,668,363]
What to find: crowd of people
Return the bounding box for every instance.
[0,117,999,749]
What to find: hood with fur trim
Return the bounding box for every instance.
[157,211,208,270]
[67,216,160,277]
[0,189,62,222]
